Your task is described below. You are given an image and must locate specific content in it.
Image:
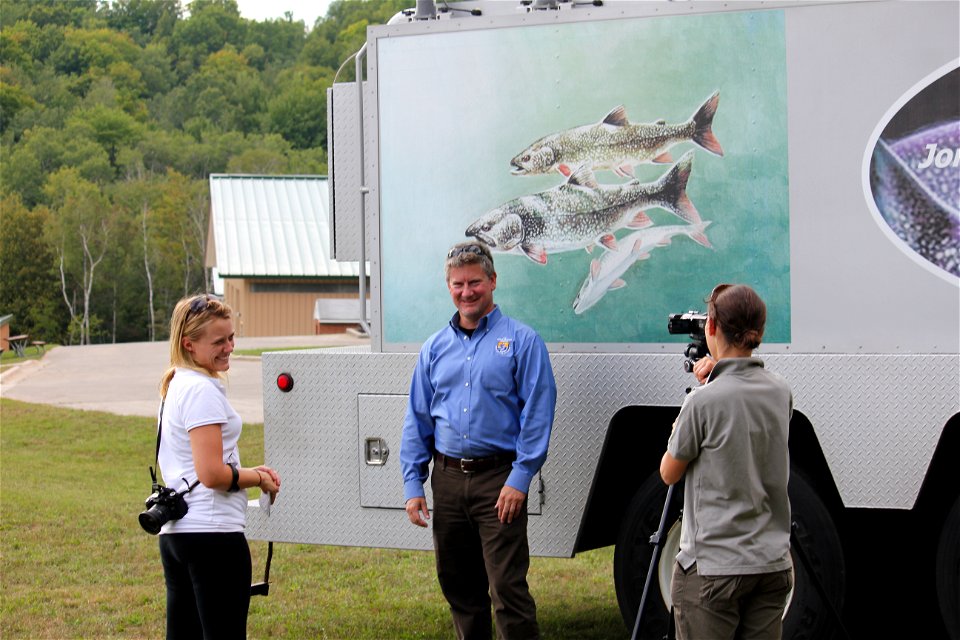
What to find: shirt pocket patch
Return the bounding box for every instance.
[480,355,515,392]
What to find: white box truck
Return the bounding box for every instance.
[248,2,959,638]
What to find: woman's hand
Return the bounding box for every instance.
[693,355,716,384]
[255,465,280,503]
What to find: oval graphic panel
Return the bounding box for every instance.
[866,62,959,284]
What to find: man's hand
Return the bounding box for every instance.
[496,485,527,524]
[405,497,430,527]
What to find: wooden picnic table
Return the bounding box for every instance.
[7,334,29,358]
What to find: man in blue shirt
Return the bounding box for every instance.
[400,241,557,640]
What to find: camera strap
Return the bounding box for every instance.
[151,399,200,493]
[147,400,165,486]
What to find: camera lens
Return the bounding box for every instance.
[139,505,168,535]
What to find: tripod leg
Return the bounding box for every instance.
[631,483,677,640]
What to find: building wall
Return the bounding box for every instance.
[223,278,366,337]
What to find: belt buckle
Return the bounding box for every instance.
[459,458,475,473]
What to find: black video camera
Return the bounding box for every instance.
[667,310,709,373]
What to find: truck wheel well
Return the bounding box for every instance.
[573,405,845,554]
[574,405,677,553]
[787,410,845,519]
[915,412,960,515]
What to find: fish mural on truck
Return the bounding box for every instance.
[572,222,713,315]
[466,151,700,264]
[509,91,723,178]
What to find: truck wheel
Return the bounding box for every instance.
[613,472,681,640]
[937,495,960,639]
[613,471,845,640]
[782,471,845,640]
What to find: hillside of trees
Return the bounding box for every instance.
[0,0,409,344]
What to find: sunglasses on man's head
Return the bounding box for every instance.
[447,244,486,259]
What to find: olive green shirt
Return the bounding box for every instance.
[667,357,793,576]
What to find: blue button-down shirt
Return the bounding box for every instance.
[400,306,557,501]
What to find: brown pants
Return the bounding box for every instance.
[671,562,792,640]
[431,460,539,640]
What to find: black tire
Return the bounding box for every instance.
[613,470,846,640]
[937,495,960,640]
[782,471,846,640]
[613,472,682,640]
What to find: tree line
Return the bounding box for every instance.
[0,0,409,345]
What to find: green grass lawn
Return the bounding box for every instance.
[0,344,57,372]
[0,399,627,639]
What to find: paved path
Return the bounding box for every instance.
[0,334,368,424]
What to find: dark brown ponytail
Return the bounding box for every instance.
[706,284,766,350]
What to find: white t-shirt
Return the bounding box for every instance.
[157,367,246,534]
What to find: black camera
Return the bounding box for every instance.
[139,483,190,535]
[668,310,709,373]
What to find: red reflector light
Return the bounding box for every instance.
[276,373,294,392]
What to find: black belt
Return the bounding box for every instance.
[435,451,516,473]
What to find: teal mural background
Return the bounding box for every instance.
[377,9,790,345]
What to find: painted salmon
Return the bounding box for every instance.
[467,151,700,264]
[572,222,713,315]
[510,92,722,177]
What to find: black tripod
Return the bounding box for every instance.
[630,482,678,640]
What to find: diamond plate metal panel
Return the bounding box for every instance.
[765,354,959,509]
[248,350,957,556]
[249,350,701,555]
[328,82,369,262]
[355,392,542,514]
[358,394,411,508]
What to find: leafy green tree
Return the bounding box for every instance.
[226,147,287,174]
[109,174,163,340]
[0,80,37,134]
[1,126,65,206]
[168,0,245,76]
[0,0,409,343]
[136,42,177,95]
[0,23,38,70]
[2,66,80,140]
[118,127,197,177]
[43,167,115,345]
[180,47,266,134]
[288,146,328,175]
[0,194,65,342]
[66,104,143,171]
[302,0,409,77]
[49,26,148,114]
[0,20,67,68]
[152,170,208,300]
[245,16,305,68]
[267,79,327,149]
[1,0,98,30]
[51,27,141,75]
[104,0,181,46]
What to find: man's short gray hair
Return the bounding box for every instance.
[445,241,495,279]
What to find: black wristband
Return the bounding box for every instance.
[228,463,240,493]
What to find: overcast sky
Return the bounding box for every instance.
[230,0,334,28]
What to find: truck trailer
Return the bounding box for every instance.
[247,2,960,638]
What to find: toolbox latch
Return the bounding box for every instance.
[364,437,390,466]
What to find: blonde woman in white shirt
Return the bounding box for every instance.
[156,295,280,640]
